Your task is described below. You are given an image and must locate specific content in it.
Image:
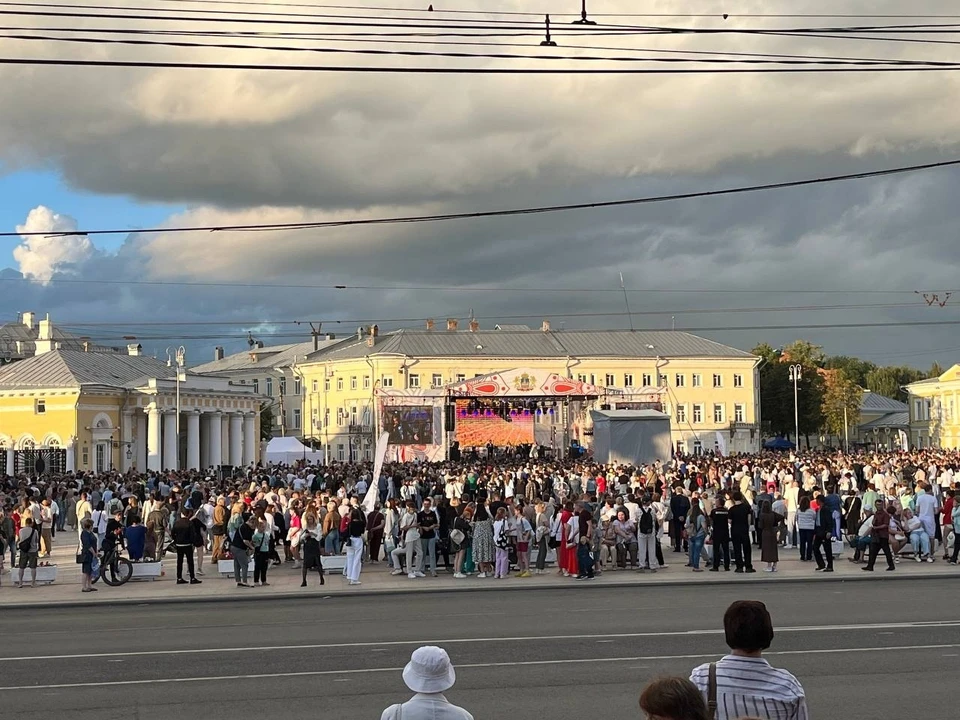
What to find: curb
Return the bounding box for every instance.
[1,568,956,611]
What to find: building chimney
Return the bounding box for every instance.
[81,339,90,353]
[35,314,56,355]
[21,311,35,330]
[371,324,379,338]
[541,319,551,332]
[214,346,224,361]
[325,333,335,341]
[357,326,364,340]
[366,324,378,348]
[469,319,479,333]
[426,318,435,331]
[313,334,320,352]
[127,343,143,357]
[446,318,459,331]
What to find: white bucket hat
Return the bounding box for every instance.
[402,646,456,694]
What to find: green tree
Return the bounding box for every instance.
[824,355,876,387]
[821,368,863,443]
[865,365,926,402]
[260,405,275,440]
[752,342,824,447]
[928,362,944,379]
[782,339,825,368]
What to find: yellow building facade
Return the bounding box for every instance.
[905,364,960,449]
[0,346,262,476]
[298,323,760,462]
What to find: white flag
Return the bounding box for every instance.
[362,432,390,514]
[898,429,909,449]
[715,431,727,457]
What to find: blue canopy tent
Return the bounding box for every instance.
[763,436,796,450]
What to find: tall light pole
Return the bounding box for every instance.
[789,364,802,448]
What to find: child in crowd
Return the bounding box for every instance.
[577,535,595,580]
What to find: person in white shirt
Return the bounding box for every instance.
[390,503,424,579]
[784,481,799,548]
[381,646,473,720]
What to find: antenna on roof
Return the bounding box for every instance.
[619,271,635,332]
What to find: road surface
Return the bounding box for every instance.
[0,580,957,719]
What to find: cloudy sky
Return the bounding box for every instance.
[2,0,960,367]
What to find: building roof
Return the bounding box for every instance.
[307,328,754,363]
[191,340,343,375]
[859,411,910,430]
[0,349,175,389]
[860,391,908,413]
[0,319,119,361]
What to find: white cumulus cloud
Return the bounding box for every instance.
[13,206,97,284]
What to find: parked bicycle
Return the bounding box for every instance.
[92,545,134,587]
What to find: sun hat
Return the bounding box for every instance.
[402,646,456,694]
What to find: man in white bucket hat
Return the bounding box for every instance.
[380,646,473,720]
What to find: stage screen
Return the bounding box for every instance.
[383,405,435,445]
[454,400,535,448]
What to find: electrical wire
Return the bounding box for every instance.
[7,157,960,239]
[51,317,960,343]
[50,301,941,328]
[0,276,943,294]
[5,31,949,66]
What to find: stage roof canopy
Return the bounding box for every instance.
[445,367,608,398]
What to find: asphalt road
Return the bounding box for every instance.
[0,580,958,720]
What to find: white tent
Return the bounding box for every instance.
[590,410,672,466]
[263,436,324,465]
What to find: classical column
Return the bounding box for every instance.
[121,410,134,472]
[186,411,201,471]
[163,411,178,471]
[147,404,162,471]
[208,412,223,469]
[229,413,243,467]
[199,413,209,470]
[4,448,13,475]
[243,412,257,467]
[65,436,76,473]
[136,413,147,470]
[221,414,230,466]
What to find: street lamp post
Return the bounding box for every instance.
[788,364,802,449]
[167,346,186,465]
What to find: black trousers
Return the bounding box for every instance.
[712,538,730,570]
[813,534,834,569]
[254,550,270,583]
[175,545,195,580]
[866,538,895,570]
[671,519,687,551]
[731,533,752,570]
[655,538,664,567]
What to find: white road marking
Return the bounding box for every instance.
[0,644,956,692]
[3,620,958,663]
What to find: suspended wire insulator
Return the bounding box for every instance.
[540,13,557,46]
[572,0,597,25]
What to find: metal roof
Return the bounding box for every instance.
[0,350,175,389]
[858,411,910,429]
[860,391,908,413]
[0,320,120,360]
[308,328,754,362]
[191,340,343,374]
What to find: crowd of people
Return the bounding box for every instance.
[1,446,959,590]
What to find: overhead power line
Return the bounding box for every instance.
[5,31,951,66]
[51,301,940,327]
[54,318,960,344]
[6,157,960,240]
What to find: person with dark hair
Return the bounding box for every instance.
[639,676,710,720]
[728,492,755,573]
[690,601,808,720]
[812,496,835,572]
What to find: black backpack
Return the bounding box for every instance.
[638,508,654,535]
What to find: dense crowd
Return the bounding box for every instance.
[1,446,959,589]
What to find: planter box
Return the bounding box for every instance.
[217,559,255,578]
[14,565,57,585]
[131,562,163,581]
[323,555,347,572]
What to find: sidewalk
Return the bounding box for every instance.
[1,540,957,609]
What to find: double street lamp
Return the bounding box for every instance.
[788,364,802,447]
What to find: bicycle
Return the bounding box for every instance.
[92,545,134,587]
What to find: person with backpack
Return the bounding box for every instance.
[492,507,511,579]
[16,516,40,588]
[637,496,658,572]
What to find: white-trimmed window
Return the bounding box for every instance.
[350,376,358,390]
[675,374,685,388]
[735,404,745,423]
[294,376,302,395]
[336,377,344,391]
[35,399,45,414]
[605,374,615,386]
[382,375,394,388]
[692,374,702,387]
[409,374,421,388]
[733,374,743,388]
[265,377,273,397]
[642,373,653,387]
[677,405,687,424]
[363,375,371,389]
[624,373,634,388]
[692,404,703,424]
[432,374,443,388]
[714,404,725,423]
[713,374,722,388]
